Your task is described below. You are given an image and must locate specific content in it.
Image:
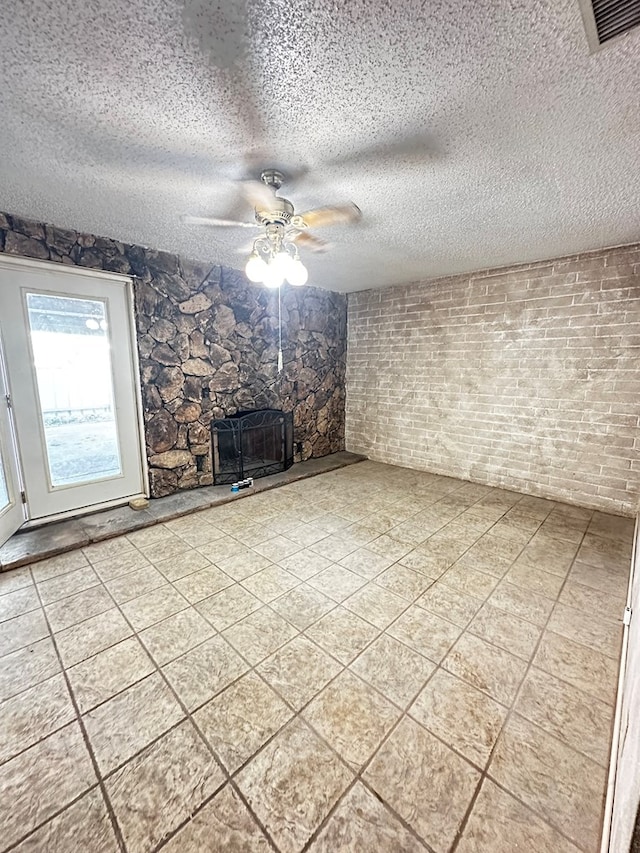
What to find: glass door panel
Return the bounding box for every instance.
[25,293,122,488]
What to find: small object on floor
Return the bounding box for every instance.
[231,477,254,492]
[129,497,150,510]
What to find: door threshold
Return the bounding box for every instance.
[21,493,149,531]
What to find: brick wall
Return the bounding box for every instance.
[346,244,640,515]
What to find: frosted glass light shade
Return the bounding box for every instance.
[245,253,268,283]
[286,259,308,286]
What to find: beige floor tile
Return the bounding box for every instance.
[387,604,461,663]
[0,722,96,850]
[0,567,33,595]
[441,564,499,600]
[197,535,247,565]
[139,607,215,665]
[126,525,176,549]
[416,582,482,627]
[258,636,342,710]
[310,533,361,562]
[533,631,619,705]
[223,606,298,665]
[350,633,435,707]
[587,512,634,544]
[367,534,413,562]
[173,566,234,603]
[398,548,448,577]
[548,602,622,659]
[269,583,335,630]
[163,635,248,710]
[153,548,212,581]
[46,585,114,632]
[504,561,564,599]
[166,521,224,549]
[515,535,578,577]
[308,782,426,852]
[84,672,185,775]
[304,669,400,769]
[488,519,534,547]
[30,551,88,582]
[286,522,330,547]
[107,721,224,853]
[364,716,480,852]
[443,633,527,705]
[105,564,165,603]
[0,609,49,657]
[236,718,353,853]
[454,536,522,577]
[558,579,625,622]
[457,778,582,853]
[308,564,367,602]
[577,532,631,572]
[195,672,293,771]
[161,784,270,851]
[343,583,407,629]
[277,548,334,580]
[374,564,433,600]
[468,602,542,661]
[489,714,606,851]
[12,788,119,853]
[253,535,302,562]
[338,547,396,579]
[515,667,614,766]
[68,637,155,713]
[90,549,151,583]
[488,580,554,626]
[387,519,432,547]
[196,584,262,631]
[0,673,75,764]
[410,669,507,768]
[0,637,60,701]
[0,585,40,622]
[121,585,189,631]
[139,536,193,565]
[305,606,379,664]
[241,564,300,602]
[56,608,132,668]
[212,547,272,581]
[569,560,629,597]
[83,536,135,564]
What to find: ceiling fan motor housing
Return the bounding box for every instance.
[254,196,295,226]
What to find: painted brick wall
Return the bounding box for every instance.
[346,244,640,515]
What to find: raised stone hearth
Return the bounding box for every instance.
[0,213,347,497]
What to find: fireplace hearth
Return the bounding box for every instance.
[211,409,294,485]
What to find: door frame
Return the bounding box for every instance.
[0,254,149,526]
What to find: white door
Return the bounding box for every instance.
[0,336,25,544]
[0,258,145,523]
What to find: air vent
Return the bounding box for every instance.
[593,0,640,42]
[579,0,640,49]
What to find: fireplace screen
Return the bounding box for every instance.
[211,409,294,485]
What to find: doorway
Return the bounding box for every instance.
[0,256,146,546]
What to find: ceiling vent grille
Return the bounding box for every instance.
[581,0,640,47]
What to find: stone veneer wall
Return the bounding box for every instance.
[346,244,640,515]
[0,213,347,497]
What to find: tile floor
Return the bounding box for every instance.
[0,461,632,853]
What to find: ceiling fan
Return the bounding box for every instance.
[181,168,361,287]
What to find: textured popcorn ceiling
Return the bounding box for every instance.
[1,0,639,292]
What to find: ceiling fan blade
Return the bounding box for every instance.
[181,215,258,228]
[325,133,439,170]
[293,231,331,253]
[297,203,362,229]
[239,179,278,210]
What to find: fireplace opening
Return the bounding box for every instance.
[211,409,294,485]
